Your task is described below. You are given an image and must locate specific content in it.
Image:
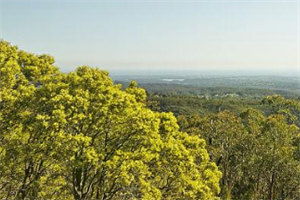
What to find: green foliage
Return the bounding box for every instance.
[263,95,300,125]
[0,41,221,199]
[178,106,300,200]
[147,94,268,116]
[2,40,299,200]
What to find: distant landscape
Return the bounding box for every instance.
[1,0,300,199]
[114,74,300,98]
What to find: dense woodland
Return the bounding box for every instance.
[0,41,221,199]
[118,82,300,99]
[148,95,300,200]
[0,40,299,200]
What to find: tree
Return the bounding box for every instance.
[263,95,300,125]
[178,108,300,200]
[0,40,221,199]
[178,111,250,200]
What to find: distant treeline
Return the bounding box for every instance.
[117,81,300,99]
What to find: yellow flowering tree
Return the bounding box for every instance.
[0,41,221,199]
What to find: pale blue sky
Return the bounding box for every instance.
[0,0,299,74]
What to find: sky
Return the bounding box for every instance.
[0,0,299,75]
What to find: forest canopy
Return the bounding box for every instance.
[1,40,299,200]
[0,41,221,199]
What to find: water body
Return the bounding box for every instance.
[162,79,185,82]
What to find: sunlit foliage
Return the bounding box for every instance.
[0,41,221,199]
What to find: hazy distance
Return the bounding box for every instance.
[1,0,299,75]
